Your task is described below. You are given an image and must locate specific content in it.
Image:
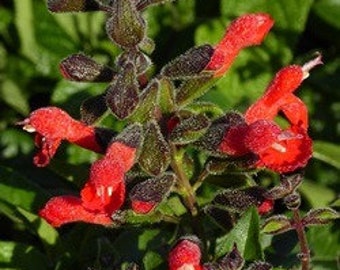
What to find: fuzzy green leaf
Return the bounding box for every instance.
[170,114,210,145]
[303,208,340,227]
[129,80,160,123]
[106,62,140,119]
[139,120,171,176]
[215,207,262,260]
[158,77,176,114]
[175,74,217,107]
[313,140,340,169]
[161,45,214,80]
[262,215,293,235]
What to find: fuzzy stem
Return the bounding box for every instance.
[169,143,197,216]
[292,209,310,270]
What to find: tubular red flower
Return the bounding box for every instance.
[18,107,103,167]
[205,13,274,77]
[39,141,138,227]
[81,159,126,214]
[169,239,202,270]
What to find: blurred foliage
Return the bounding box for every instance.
[0,0,339,269]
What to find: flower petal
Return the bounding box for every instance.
[244,120,282,154]
[20,107,104,166]
[255,126,312,173]
[39,196,112,227]
[205,13,273,77]
[33,134,61,167]
[81,159,126,214]
[279,94,308,130]
[245,66,303,124]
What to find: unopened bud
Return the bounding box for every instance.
[284,192,301,210]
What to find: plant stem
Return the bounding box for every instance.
[170,143,197,216]
[292,209,310,270]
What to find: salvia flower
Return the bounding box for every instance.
[18,107,105,167]
[219,55,322,173]
[205,13,274,77]
[39,141,137,227]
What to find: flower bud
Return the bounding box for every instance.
[106,0,146,48]
[284,192,301,210]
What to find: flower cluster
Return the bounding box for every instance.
[218,55,322,173]
[18,2,333,269]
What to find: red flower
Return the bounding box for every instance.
[219,55,322,173]
[169,238,202,270]
[205,13,274,77]
[18,107,103,167]
[39,141,137,227]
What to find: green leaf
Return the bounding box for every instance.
[0,79,29,115]
[313,140,340,169]
[106,62,140,119]
[158,77,176,114]
[0,166,48,212]
[157,196,187,217]
[0,128,33,159]
[175,75,217,108]
[303,207,340,227]
[14,0,38,62]
[215,207,262,260]
[313,0,340,29]
[17,208,60,247]
[129,80,160,123]
[160,45,214,80]
[169,114,210,145]
[184,102,224,119]
[0,241,49,270]
[139,120,171,176]
[307,224,340,264]
[262,215,292,234]
[143,251,164,270]
[299,179,336,208]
